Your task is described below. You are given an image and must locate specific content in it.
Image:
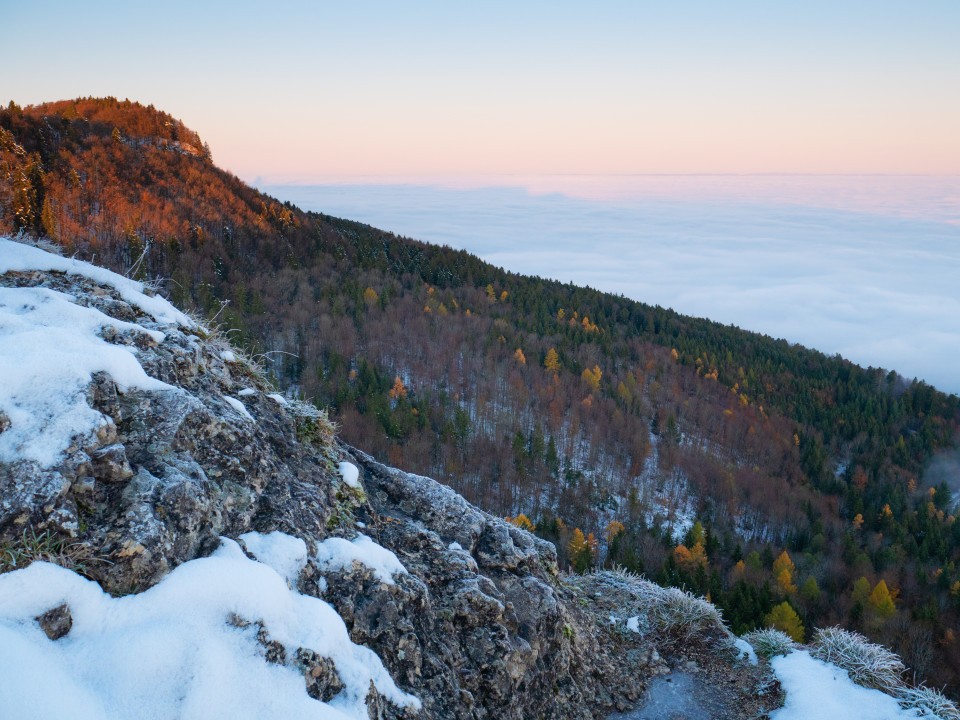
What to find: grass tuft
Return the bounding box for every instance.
[586,567,724,639]
[810,626,905,691]
[742,628,796,659]
[897,685,960,720]
[0,528,97,576]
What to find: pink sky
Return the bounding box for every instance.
[6,2,959,183]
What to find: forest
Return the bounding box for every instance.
[2,97,960,692]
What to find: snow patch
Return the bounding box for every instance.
[771,651,918,720]
[338,462,360,488]
[225,397,254,422]
[267,393,288,406]
[733,637,758,665]
[0,536,419,720]
[626,616,640,633]
[0,286,173,467]
[221,351,237,363]
[314,534,407,585]
[239,531,308,587]
[0,238,193,327]
[237,388,256,397]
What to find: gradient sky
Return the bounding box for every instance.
[6,1,960,181]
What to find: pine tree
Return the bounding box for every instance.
[40,196,57,241]
[800,576,821,604]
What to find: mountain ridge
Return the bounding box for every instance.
[2,97,959,692]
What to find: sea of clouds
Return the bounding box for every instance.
[267,176,960,396]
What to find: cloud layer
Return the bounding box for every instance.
[268,177,960,396]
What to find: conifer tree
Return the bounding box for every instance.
[544,348,560,373]
[765,601,804,642]
[868,579,896,618]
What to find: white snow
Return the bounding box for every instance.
[733,637,758,665]
[314,534,407,585]
[225,396,254,422]
[267,393,288,406]
[237,388,256,397]
[0,536,419,720]
[337,461,360,488]
[0,285,173,467]
[221,350,237,363]
[448,542,462,551]
[239,531,308,587]
[0,238,193,327]
[770,651,920,720]
[626,616,640,633]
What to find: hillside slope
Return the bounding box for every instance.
[1,98,959,691]
[0,238,782,719]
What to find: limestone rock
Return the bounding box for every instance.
[36,603,72,640]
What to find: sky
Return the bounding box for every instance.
[5,1,960,180]
[6,1,960,393]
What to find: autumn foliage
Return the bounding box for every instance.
[3,98,960,693]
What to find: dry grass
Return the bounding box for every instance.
[742,628,796,659]
[589,566,724,640]
[810,627,905,691]
[897,686,960,720]
[0,528,98,576]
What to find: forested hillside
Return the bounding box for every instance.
[3,97,959,691]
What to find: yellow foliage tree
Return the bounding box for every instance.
[569,528,594,572]
[765,601,804,642]
[868,579,897,618]
[544,348,561,372]
[688,541,708,569]
[581,365,602,392]
[569,528,587,557]
[363,287,378,304]
[772,550,794,578]
[776,567,798,595]
[605,520,625,544]
[388,377,408,400]
[508,514,534,532]
[514,348,526,365]
[772,550,797,594]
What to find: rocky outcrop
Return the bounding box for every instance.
[0,247,777,719]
